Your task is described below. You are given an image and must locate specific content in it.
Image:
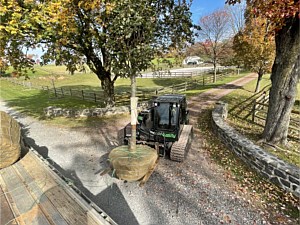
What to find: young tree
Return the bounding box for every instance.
[0,0,195,107]
[227,0,299,145]
[197,9,232,82]
[233,16,275,92]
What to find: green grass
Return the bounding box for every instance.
[151,57,176,65]
[5,65,246,93]
[0,80,102,118]
[1,67,246,125]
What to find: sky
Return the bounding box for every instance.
[190,0,227,24]
[28,1,227,57]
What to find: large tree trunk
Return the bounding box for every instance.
[262,15,299,145]
[89,52,116,107]
[100,76,115,107]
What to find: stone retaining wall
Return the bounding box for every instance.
[44,103,149,118]
[211,101,300,197]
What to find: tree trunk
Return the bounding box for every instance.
[130,75,137,152]
[213,61,217,83]
[254,72,263,93]
[100,76,115,107]
[262,15,299,145]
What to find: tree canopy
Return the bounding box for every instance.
[226,0,299,29]
[233,13,275,92]
[0,0,196,106]
[197,9,232,82]
[227,0,299,145]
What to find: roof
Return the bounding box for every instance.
[185,56,201,60]
[155,94,186,103]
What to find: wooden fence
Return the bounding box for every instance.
[3,68,234,105]
[229,85,299,140]
[142,66,235,78]
[7,79,44,90]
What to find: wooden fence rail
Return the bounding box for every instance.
[229,85,299,141]
[3,68,234,105]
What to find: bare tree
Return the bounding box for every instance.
[226,0,246,35]
[197,9,232,82]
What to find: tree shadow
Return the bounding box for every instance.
[16,133,139,225]
[216,83,243,90]
[3,88,101,120]
[1,149,136,225]
[21,128,49,159]
[64,168,140,225]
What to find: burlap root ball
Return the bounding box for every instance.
[109,145,158,181]
[0,111,21,169]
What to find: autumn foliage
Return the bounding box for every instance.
[227,0,299,145]
[226,0,299,29]
[233,12,275,92]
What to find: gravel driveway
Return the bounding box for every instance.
[1,73,274,225]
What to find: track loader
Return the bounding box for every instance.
[124,94,193,162]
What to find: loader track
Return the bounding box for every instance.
[170,125,193,162]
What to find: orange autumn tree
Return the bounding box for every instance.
[233,14,275,92]
[227,0,299,145]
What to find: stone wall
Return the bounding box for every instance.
[44,103,149,118]
[211,101,300,197]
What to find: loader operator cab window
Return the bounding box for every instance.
[154,102,178,130]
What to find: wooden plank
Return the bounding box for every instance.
[14,162,68,225]
[1,166,35,215]
[0,186,17,225]
[19,153,58,191]
[19,153,87,224]
[255,102,269,107]
[0,165,51,225]
[289,125,299,131]
[20,151,111,225]
[16,204,51,225]
[0,149,115,225]
[0,174,20,223]
[48,186,91,224]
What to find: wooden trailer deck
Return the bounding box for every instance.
[0,149,116,225]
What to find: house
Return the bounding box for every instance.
[182,56,203,65]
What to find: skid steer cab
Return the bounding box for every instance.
[124,94,193,162]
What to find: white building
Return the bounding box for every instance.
[182,56,203,65]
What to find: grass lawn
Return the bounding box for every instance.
[0,80,100,116]
[1,67,246,121]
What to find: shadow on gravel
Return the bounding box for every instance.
[94,183,140,225]
[64,170,140,225]
[20,123,48,158]
[22,129,139,225]
[188,92,218,118]
[216,83,242,89]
